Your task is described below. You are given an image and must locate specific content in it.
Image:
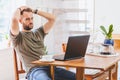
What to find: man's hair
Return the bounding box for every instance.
[20,8,32,15]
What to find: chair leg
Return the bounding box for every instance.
[85,76,92,80]
[13,49,19,80]
[66,67,69,70]
[112,63,118,80]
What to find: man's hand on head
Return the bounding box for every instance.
[19,6,30,11]
[18,6,34,15]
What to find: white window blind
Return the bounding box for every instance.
[0,0,25,49]
[27,0,94,54]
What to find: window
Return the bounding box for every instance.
[0,0,25,49]
[0,0,10,41]
[27,0,94,53]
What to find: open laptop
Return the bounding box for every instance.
[53,35,90,61]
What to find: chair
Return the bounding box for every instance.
[62,43,116,80]
[13,49,26,80]
[112,34,120,50]
[112,34,120,80]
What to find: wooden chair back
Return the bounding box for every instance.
[13,49,26,80]
[112,34,120,49]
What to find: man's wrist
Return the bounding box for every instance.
[18,8,21,12]
[18,8,22,15]
[33,9,38,14]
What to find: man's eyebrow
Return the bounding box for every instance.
[26,18,30,20]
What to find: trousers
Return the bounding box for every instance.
[26,66,76,80]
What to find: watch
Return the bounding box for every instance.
[18,8,21,11]
[34,9,38,14]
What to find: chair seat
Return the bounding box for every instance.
[69,68,109,80]
[85,69,101,75]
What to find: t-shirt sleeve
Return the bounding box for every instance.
[9,31,18,39]
[9,31,22,47]
[35,26,47,39]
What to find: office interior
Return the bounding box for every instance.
[0,0,120,80]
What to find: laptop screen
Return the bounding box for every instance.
[64,35,90,60]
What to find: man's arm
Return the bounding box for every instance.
[10,6,28,36]
[10,8,21,36]
[34,10,56,34]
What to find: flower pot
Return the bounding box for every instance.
[104,39,114,46]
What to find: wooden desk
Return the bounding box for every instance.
[32,54,120,80]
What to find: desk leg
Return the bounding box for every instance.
[112,63,118,80]
[109,68,112,80]
[76,67,84,80]
[50,65,55,80]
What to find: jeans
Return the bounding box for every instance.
[26,66,76,80]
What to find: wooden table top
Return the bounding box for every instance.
[32,54,120,71]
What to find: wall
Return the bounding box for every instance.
[95,0,120,34]
[0,48,14,80]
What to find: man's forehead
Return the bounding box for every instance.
[22,12,33,17]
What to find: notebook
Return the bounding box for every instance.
[53,35,90,61]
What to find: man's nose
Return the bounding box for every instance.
[30,19,33,22]
[29,19,33,24]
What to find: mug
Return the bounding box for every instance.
[41,55,53,61]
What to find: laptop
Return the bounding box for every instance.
[53,35,90,61]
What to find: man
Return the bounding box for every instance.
[10,6,76,80]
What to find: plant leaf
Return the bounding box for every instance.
[108,24,113,35]
[100,24,113,39]
[100,26,108,36]
[107,24,113,39]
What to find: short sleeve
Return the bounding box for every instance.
[9,31,22,47]
[34,26,47,39]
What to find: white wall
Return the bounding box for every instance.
[95,0,120,34]
[0,48,14,80]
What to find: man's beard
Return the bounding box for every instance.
[23,26,32,30]
[23,23,33,30]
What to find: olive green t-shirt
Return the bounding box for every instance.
[10,27,46,72]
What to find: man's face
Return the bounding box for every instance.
[20,12,33,30]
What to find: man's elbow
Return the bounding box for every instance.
[50,16,56,23]
[52,15,56,21]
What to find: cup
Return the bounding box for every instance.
[41,55,53,61]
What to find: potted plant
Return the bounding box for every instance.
[100,24,114,46]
